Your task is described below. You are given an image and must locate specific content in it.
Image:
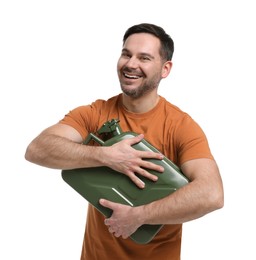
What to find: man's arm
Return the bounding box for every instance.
[141,158,224,223]
[25,123,165,188]
[101,158,224,238]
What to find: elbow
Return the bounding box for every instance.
[216,182,224,210]
[24,143,37,163]
[215,193,224,210]
[210,187,224,211]
[24,146,33,162]
[219,191,225,209]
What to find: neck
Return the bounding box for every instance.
[121,92,160,113]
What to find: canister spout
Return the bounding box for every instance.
[97,119,122,136]
[83,119,123,145]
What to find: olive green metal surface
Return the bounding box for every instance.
[62,119,189,244]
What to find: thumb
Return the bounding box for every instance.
[99,198,116,210]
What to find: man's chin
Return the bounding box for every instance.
[122,89,144,99]
[121,85,137,93]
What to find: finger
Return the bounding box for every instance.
[122,233,130,239]
[123,134,165,161]
[126,135,164,160]
[114,230,122,238]
[126,171,146,188]
[138,150,164,160]
[99,198,116,210]
[126,162,164,186]
[104,218,112,226]
[139,160,165,174]
[125,134,144,146]
[135,167,159,182]
[108,226,114,233]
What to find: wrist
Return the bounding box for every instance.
[135,205,148,226]
[80,145,109,168]
[96,146,112,167]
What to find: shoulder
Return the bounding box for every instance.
[59,94,120,138]
[69,94,120,114]
[159,96,192,124]
[160,96,206,140]
[91,94,120,109]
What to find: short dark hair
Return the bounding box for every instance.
[123,23,174,61]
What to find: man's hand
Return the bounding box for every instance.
[102,134,164,188]
[99,199,143,239]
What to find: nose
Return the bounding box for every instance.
[125,56,139,69]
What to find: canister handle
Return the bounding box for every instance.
[83,119,122,145]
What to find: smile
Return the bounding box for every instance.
[124,73,142,79]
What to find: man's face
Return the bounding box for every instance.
[117,33,165,99]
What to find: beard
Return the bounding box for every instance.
[120,73,161,99]
[121,83,156,99]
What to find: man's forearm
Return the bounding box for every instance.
[140,179,223,225]
[25,133,105,169]
[25,129,165,189]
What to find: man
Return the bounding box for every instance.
[25,23,224,259]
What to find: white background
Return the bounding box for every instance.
[1,0,255,259]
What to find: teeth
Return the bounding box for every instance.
[124,73,140,79]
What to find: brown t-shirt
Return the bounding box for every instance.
[60,94,214,260]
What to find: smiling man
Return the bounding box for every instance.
[118,33,167,98]
[25,23,224,260]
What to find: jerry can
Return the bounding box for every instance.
[62,119,189,244]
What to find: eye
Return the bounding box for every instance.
[121,52,131,59]
[140,56,151,62]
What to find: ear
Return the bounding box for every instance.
[161,61,172,78]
